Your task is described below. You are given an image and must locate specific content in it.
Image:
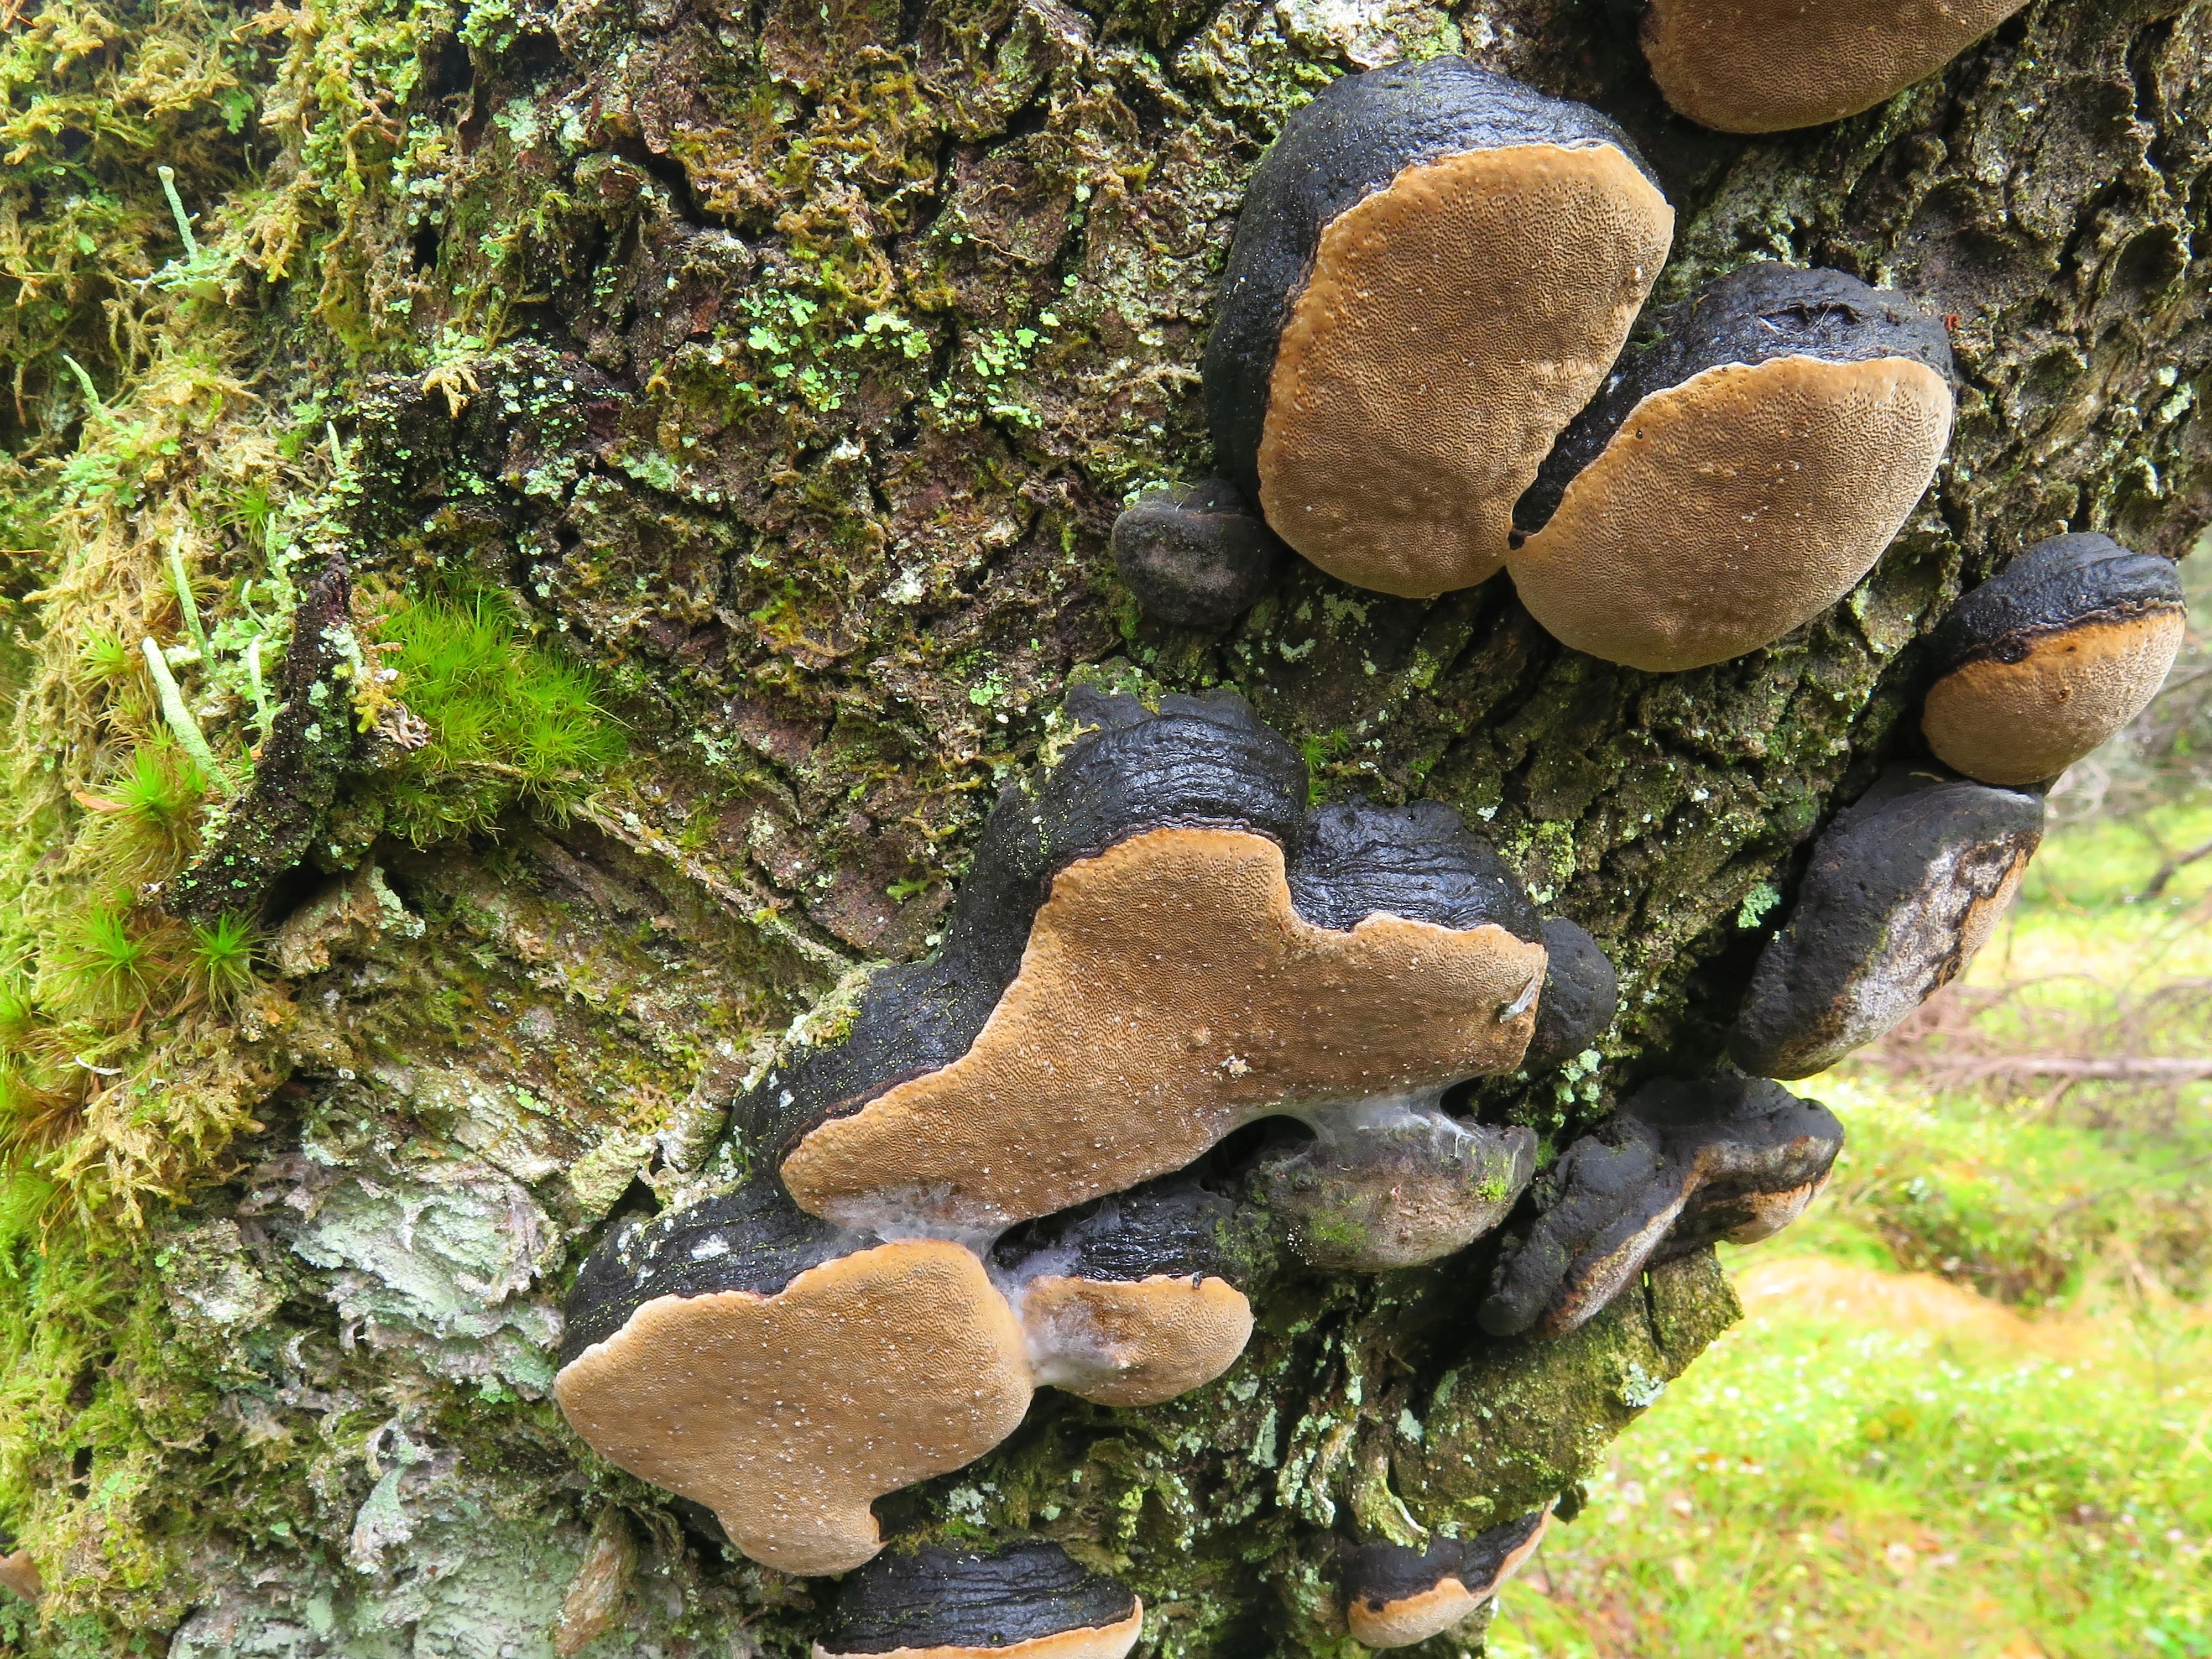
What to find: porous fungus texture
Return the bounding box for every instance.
[1506,264,1957,672]
[778,823,1545,1230]
[1643,0,2032,134]
[553,1239,1033,1575]
[555,1175,1260,1572]
[1204,56,1672,598]
[748,689,1547,1234]
[1016,1274,1256,1408]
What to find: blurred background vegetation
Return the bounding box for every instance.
[1480,542,2212,1656]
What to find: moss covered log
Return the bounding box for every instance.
[0,0,2207,1652]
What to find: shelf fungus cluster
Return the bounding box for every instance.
[1123,56,1965,676]
[1707,532,2183,1084]
[554,690,1657,1650]
[547,51,2178,1650]
[556,675,2140,1644]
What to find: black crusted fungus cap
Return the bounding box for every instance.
[1729,764,2043,1079]
[1524,917,1619,1070]
[736,688,1311,1162]
[1288,800,1543,941]
[1111,480,1285,628]
[1340,1509,1551,1647]
[557,1179,846,1368]
[821,1542,1139,1656]
[1517,263,1956,535]
[755,685,1550,1235]
[1479,1076,1843,1339]
[992,1175,1249,1286]
[1929,533,2183,671]
[1920,533,2187,786]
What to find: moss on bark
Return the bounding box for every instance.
[0,0,2208,1652]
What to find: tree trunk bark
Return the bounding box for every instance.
[1,0,2207,1654]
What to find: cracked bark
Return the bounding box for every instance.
[32,0,2210,1654]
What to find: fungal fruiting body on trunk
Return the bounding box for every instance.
[1250,915,1620,1274]
[995,1177,1258,1407]
[814,1543,1144,1659]
[758,692,1551,1235]
[1523,917,1619,1071]
[1254,1093,1536,1272]
[1642,0,2032,135]
[552,1181,1036,1576]
[0,1545,38,1605]
[1479,1077,1845,1340]
[1921,533,2186,787]
[1340,1508,1553,1648]
[1110,480,1284,627]
[557,688,1588,1577]
[1729,764,2045,1080]
[1248,919,1615,1272]
[1203,56,1673,598]
[1507,264,1957,672]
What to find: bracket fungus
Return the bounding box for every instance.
[815,1543,1143,1659]
[1523,917,1619,1071]
[999,1178,1256,1407]
[1730,764,2043,1079]
[1203,56,1673,598]
[1110,481,1283,628]
[557,691,1592,1577]
[1921,532,2185,787]
[0,1546,38,1604]
[1340,1509,1552,1649]
[1254,1097,1535,1272]
[1642,0,2032,135]
[554,1182,1035,1575]
[1480,1077,1843,1339]
[1509,264,1956,671]
[755,691,1550,1234]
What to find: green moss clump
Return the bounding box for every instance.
[372,591,627,843]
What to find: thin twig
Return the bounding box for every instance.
[2145,835,2212,898]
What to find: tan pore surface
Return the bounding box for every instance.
[1509,355,1953,672]
[1923,611,2187,785]
[1347,1511,1552,1648]
[1021,1274,1255,1406]
[0,1550,39,1603]
[1642,0,2030,134]
[1256,143,1672,598]
[813,1605,1145,1659]
[1720,1170,1832,1246]
[1347,1579,1478,1650]
[781,827,1546,1229]
[552,1241,1032,1576]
